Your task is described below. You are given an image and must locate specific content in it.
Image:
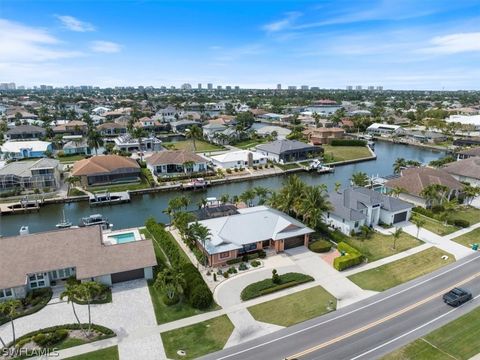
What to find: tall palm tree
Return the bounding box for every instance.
[240,189,256,207]
[393,158,406,174]
[220,193,230,204]
[463,184,480,205]
[0,300,21,348]
[182,160,196,174]
[280,175,306,216]
[392,227,403,250]
[298,185,332,230]
[87,130,104,155]
[185,125,203,151]
[76,282,102,336]
[411,216,425,239]
[350,171,369,187]
[334,182,341,193]
[60,284,85,335]
[178,195,190,210]
[190,221,211,266]
[390,186,406,198]
[253,186,270,204]
[132,127,146,160]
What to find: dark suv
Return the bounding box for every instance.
[443,288,472,307]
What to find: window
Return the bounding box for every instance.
[354,221,359,228]
[0,289,12,298]
[29,273,47,289]
[219,252,230,259]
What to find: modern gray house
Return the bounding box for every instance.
[325,187,413,235]
[255,139,322,163]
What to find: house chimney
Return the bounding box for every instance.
[247,152,253,167]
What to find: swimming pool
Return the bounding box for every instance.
[108,232,136,244]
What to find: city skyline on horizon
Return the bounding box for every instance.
[1,0,480,90]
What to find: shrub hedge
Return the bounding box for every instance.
[308,240,332,253]
[330,139,367,146]
[240,272,314,301]
[333,242,364,271]
[146,218,187,269]
[181,263,213,309]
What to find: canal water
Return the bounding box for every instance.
[0,142,444,237]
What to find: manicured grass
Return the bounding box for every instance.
[322,145,372,163]
[411,212,458,236]
[248,286,336,327]
[161,315,234,360]
[64,346,119,360]
[348,248,454,291]
[58,154,87,163]
[343,232,422,262]
[448,206,480,225]
[382,306,480,360]
[234,138,268,149]
[241,273,314,301]
[162,139,224,152]
[68,188,88,197]
[87,179,149,192]
[275,162,301,170]
[452,227,480,248]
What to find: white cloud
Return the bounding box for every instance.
[56,15,95,32]
[90,41,122,53]
[420,32,480,54]
[262,12,302,33]
[0,19,83,62]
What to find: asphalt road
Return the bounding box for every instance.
[201,251,480,360]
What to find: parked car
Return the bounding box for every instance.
[443,288,472,307]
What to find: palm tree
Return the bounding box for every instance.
[411,216,425,239]
[297,185,332,230]
[60,284,85,335]
[178,195,190,210]
[162,206,175,225]
[334,182,341,193]
[393,158,406,174]
[392,227,403,250]
[463,184,480,205]
[155,267,185,303]
[253,186,270,204]
[240,189,256,207]
[182,160,196,174]
[0,300,21,348]
[312,112,321,128]
[190,221,211,266]
[132,127,146,160]
[280,175,306,216]
[76,282,102,336]
[185,125,203,151]
[350,171,369,187]
[220,193,230,204]
[390,186,405,198]
[87,130,104,155]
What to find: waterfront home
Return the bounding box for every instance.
[251,123,291,140]
[443,157,480,187]
[457,147,480,160]
[71,155,141,187]
[402,130,448,144]
[209,150,267,169]
[134,117,164,132]
[366,123,404,135]
[256,139,322,163]
[5,125,46,141]
[303,127,345,145]
[170,120,201,133]
[0,226,156,300]
[453,137,480,147]
[446,114,480,130]
[0,158,61,192]
[53,120,88,135]
[191,206,314,266]
[202,123,228,142]
[384,167,463,207]
[114,134,162,152]
[97,122,127,136]
[325,187,413,235]
[257,113,288,123]
[155,106,182,122]
[146,150,207,176]
[63,139,91,155]
[1,140,52,159]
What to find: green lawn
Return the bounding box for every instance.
[248,286,336,327]
[161,315,234,360]
[322,145,372,163]
[58,154,88,163]
[452,227,480,248]
[87,179,150,192]
[275,162,301,170]
[234,138,268,149]
[411,212,458,236]
[348,247,454,291]
[64,346,119,360]
[383,306,480,360]
[162,139,224,152]
[343,232,423,262]
[448,206,480,225]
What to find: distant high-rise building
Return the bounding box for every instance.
[277,84,282,90]
[310,87,319,91]
[288,86,297,90]
[217,85,222,90]
[181,83,192,90]
[207,83,213,90]
[234,86,240,91]
[301,85,309,90]
[170,86,176,90]
[376,86,383,91]
[0,82,15,90]
[346,85,353,91]
[367,86,375,91]
[17,86,25,90]
[226,85,232,91]
[355,85,362,90]
[198,83,202,89]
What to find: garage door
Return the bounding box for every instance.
[393,212,407,223]
[111,268,145,284]
[284,236,305,249]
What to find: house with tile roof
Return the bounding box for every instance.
[443,157,480,187]
[146,150,207,176]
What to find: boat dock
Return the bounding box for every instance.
[0,199,41,215]
[181,178,209,190]
[89,191,131,206]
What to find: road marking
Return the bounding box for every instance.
[287,273,480,359]
[349,294,480,360]
[212,253,480,360]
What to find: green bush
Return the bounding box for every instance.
[223,272,230,278]
[453,219,470,228]
[226,168,232,174]
[308,239,332,253]
[329,230,349,244]
[162,293,180,306]
[190,285,213,309]
[240,272,314,301]
[1,288,52,326]
[330,139,367,146]
[239,263,248,271]
[141,168,155,187]
[431,205,445,213]
[226,257,242,265]
[34,329,68,347]
[333,242,364,271]
[181,263,213,309]
[250,260,261,267]
[146,218,186,268]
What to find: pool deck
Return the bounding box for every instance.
[102,227,143,245]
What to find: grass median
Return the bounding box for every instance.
[241,272,314,301]
[65,346,119,360]
[348,247,454,291]
[452,227,480,249]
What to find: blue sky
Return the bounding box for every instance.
[1,0,480,89]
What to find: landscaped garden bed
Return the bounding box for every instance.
[0,288,52,326]
[240,272,314,301]
[2,324,115,359]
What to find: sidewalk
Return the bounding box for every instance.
[444,221,480,241]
